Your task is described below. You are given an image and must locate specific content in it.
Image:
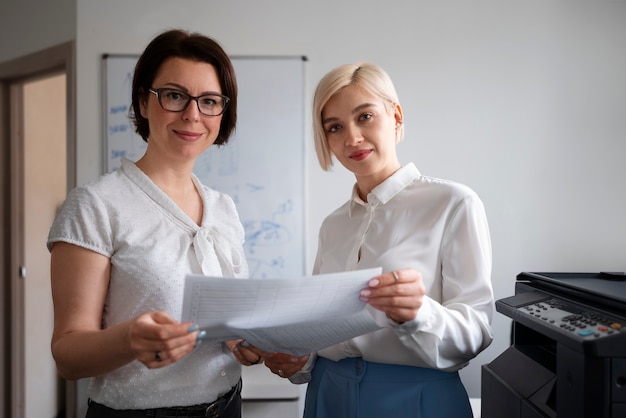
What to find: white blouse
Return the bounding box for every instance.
[47,158,248,409]
[309,162,494,374]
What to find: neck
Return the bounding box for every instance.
[135,154,203,224]
[355,164,402,201]
[135,154,196,194]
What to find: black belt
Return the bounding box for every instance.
[87,379,241,418]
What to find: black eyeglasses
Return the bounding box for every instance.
[149,88,230,116]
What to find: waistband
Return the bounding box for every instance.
[87,379,241,418]
[316,357,460,382]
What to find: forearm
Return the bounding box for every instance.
[51,321,135,380]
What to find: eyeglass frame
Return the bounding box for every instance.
[148,88,230,116]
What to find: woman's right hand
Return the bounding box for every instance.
[129,311,203,368]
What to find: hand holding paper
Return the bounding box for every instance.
[181,267,383,356]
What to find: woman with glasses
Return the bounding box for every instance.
[48,29,259,418]
[259,62,495,417]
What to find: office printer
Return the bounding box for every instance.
[481,272,626,418]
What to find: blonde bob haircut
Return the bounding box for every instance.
[313,62,404,171]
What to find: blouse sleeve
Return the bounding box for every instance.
[47,185,114,258]
[393,193,494,370]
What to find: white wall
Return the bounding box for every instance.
[0,0,75,61]
[3,0,626,400]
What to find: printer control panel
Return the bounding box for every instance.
[518,297,625,341]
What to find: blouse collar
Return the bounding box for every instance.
[119,158,244,277]
[348,162,420,216]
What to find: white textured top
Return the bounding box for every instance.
[47,158,248,409]
[307,163,493,374]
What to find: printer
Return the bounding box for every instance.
[481,272,626,418]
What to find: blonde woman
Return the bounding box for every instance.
[262,62,494,417]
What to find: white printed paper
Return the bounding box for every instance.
[181,267,383,356]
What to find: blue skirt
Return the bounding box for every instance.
[304,357,473,418]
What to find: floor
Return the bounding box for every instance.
[470,398,482,417]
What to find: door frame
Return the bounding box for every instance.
[0,42,76,418]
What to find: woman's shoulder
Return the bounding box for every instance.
[413,174,480,201]
[66,169,129,202]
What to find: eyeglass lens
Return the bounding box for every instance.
[152,88,228,116]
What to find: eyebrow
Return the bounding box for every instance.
[160,82,222,96]
[322,102,377,125]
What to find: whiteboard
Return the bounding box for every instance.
[103,54,306,279]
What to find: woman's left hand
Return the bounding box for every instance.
[359,268,426,324]
[263,352,310,379]
[225,339,265,366]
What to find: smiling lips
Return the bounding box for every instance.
[349,149,373,161]
[174,129,203,141]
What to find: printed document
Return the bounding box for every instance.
[181,267,383,356]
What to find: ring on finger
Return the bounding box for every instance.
[155,351,162,362]
[278,369,284,377]
[392,271,399,283]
